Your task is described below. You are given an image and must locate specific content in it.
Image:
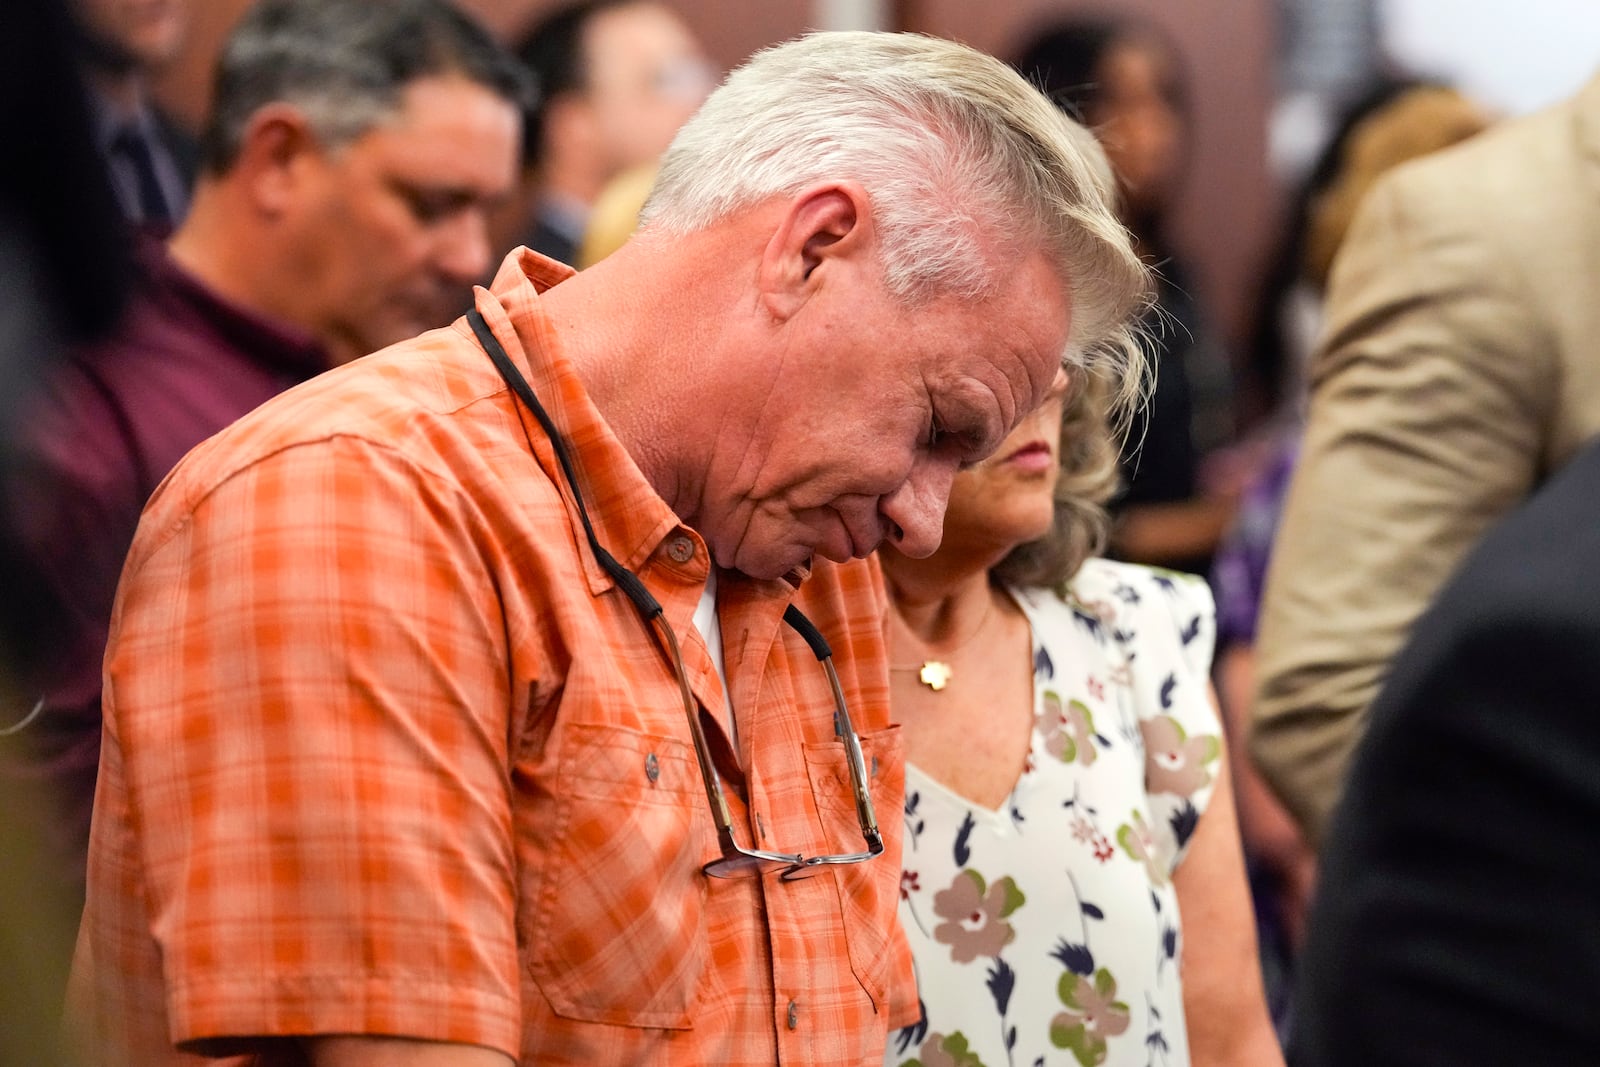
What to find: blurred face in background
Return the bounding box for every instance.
[75,0,187,74]
[1090,35,1187,223]
[579,2,715,174]
[285,74,521,362]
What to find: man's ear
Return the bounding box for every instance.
[230,103,323,217]
[758,181,872,321]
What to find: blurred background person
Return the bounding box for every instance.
[576,160,659,267]
[74,0,195,231]
[1252,63,1600,847]
[506,0,713,264]
[1211,76,1491,1036]
[1013,15,1241,578]
[1239,79,1492,438]
[2,0,136,1059]
[0,0,526,934]
[883,362,1283,1063]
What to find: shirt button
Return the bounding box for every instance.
[665,535,695,564]
[645,752,660,783]
[786,999,799,1030]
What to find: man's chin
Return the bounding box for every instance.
[723,543,820,582]
[813,544,856,567]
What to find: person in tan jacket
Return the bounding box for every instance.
[1252,68,1600,846]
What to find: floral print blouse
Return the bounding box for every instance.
[889,560,1219,1067]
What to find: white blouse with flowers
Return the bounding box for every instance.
[887,559,1220,1067]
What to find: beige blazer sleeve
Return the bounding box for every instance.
[1249,146,1559,845]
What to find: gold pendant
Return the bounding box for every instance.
[918,660,953,691]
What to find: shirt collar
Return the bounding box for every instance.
[472,247,817,596]
[473,248,688,596]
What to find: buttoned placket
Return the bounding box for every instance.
[652,529,739,752]
[724,579,851,1066]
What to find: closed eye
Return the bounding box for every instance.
[390,181,481,225]
[928,393,1001,467]
[927,419,988,472]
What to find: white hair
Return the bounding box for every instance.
[641,31,1152,421]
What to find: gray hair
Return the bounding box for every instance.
[641,31,1152,423]
[200,0,530,173]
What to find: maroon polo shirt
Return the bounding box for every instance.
[0,233,328,892]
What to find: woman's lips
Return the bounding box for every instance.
[1003,440,1055,473]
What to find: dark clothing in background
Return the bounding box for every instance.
[0,0,134,1057]
[89,95,198,231]
[1292,437,1600,1066]
[0,0,132,430]
[1113,254,1233,575]
[0,234,327,894]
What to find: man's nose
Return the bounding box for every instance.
[434,209,492,286]
[879,457,957,559]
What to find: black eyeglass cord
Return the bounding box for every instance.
[469,308,881,878]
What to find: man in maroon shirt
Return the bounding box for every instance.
[0,0,526,906]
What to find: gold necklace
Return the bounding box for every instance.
[889,596,996,692]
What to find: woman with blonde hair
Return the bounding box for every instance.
[884,365,1283,1066]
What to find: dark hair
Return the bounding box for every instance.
[1011,15,1188,128]
[1010,14,1189,241]
[200,0,531,173]
[513,0,633,167]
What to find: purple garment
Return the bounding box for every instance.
[0,234,327,889]
[1211,435,1300,648]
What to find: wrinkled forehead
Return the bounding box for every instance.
[1006,255,1075,401]
[932,260,1074,457]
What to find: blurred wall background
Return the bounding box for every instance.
[1385,0,1600,116]
[139,1,1600,354]
[149,0,1278,348]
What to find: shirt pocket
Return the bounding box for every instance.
[803,723,905,1008]
[526,721,708,1029]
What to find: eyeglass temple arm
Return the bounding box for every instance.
[649,613,740,835]
[822,656,883,845]
[784,606,882,846]
[470,308,835,856]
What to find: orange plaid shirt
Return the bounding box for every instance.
[74,249,916,1065]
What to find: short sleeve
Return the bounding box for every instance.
[1075,561,1220,876]
[105,436,524,1056]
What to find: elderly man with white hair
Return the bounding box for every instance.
[73,29,1150,1067]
